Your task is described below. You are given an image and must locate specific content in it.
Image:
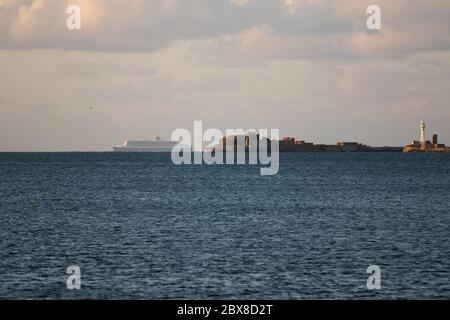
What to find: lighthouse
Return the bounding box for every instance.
[403,121,450,153]
[420,120,426,149]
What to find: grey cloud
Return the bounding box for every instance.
[0,0,448,59]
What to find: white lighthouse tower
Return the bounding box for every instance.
[420,120,426,149]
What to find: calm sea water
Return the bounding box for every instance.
[0,152,449,299]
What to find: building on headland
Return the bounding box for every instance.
[210,133,271,153]
[207,133,403,153]
[279,137,401,152]
[403,121,450,153]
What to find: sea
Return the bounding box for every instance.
[0,152,449,299]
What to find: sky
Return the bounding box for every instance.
[0,0,450,151]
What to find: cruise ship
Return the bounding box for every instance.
[113,137,177,152]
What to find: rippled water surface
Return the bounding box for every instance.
[1,152,449,299]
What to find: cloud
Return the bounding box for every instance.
[281,0,326,15]
[9,0,46,41]
[0,0,448,59]
[230,0,251,7]
[0,0,15,8]
[55,61,156,78]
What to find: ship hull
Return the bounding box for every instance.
[113,146,175,152]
